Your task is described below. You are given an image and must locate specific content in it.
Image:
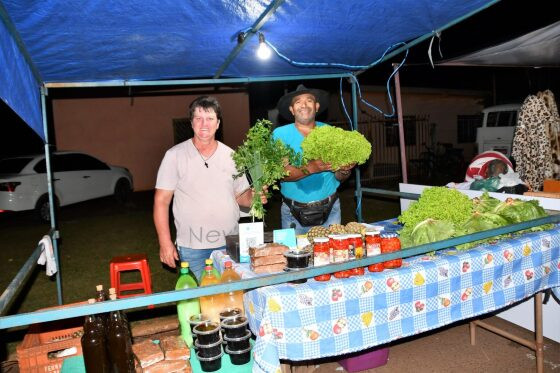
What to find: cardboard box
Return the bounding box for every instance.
[543,179,560,193]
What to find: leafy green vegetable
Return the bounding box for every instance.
[492,198,547,223]
[232,119,300,219]
[409,219,455,246]
[398,187,473,242]
[472,192,500,213]
[455,211,511,250]
[301,126,372,170]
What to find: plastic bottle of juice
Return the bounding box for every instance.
[176,262,200,347]
[106,295,135,373]
[220,261,244,314]
[199,258,221,282]
[199,265,224,323]
[81,299,110,373]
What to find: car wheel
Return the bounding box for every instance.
[35,195,58,222]
[114,178,132,204]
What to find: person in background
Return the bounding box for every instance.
[273,85,355,234]
[154,96,265,279]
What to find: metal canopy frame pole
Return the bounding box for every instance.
[41,87,62,305]
[350,77,363,222]
[393,63,408,183]
[214,0,285,78]
[3,213,559,329]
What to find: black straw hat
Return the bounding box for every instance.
[277,84,329,121]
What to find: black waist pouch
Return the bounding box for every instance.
[285,195,338,227]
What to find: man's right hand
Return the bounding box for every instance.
[159,241,178,268]
[306,159,332,173]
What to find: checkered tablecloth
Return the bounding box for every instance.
[234,224,560,373]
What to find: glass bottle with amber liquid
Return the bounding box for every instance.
[81,299,110,373]
[106,294,135,372]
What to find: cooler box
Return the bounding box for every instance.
[338,347,389,372]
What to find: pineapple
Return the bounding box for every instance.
[328,224,346,235]
[306,226,329,243]
[345,221,366,235]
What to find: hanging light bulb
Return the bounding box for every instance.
[257,33,271,60]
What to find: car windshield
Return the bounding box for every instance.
[0,157,33,174]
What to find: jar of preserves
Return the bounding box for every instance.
[366,231,383,272]
[314,273,331,282]
[348,234,363,259]
[380,232,402,269]
[332,235,349,263]
[327,234,337,263]
[313,237,330,267]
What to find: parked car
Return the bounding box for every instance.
[0,151,133,221]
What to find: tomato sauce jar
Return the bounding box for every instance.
[332,235,349,263]
[365,231,383,272]
[313,237,331,281]
[332,235,350,278]
[380,232,402,269]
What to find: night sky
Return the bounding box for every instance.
[1,0,558,159]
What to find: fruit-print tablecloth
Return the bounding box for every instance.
[238,224,560,373]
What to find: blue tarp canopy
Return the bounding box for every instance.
[0,0,497,141]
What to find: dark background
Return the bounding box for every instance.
[1,0,558,159]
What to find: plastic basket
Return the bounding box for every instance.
[17,302,86,373]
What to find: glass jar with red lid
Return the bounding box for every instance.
[380,232,402,269]
[366,231,383,272]
[313,237,331,281]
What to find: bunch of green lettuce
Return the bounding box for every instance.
[455,211,511,250]
[232,119,300,219]
[472,192,501,213]
[301,126,372,170]
[493,198,547,223]
[409,219,456,247]
[398,187,473,234]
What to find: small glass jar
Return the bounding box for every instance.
[327,234,337,263]
[313,237,331,281]
[313,237,330,266]
[366,230,383,272]
[347,234,363,260]
[380,232,402,269]
[332,235,349,263]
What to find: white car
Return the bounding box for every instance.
[0,151,133,221]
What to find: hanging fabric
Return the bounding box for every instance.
[539,90,560,179]
[511,92,554,191]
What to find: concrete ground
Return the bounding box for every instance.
[282,316,559,373]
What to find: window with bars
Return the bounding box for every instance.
[457,114,483,143]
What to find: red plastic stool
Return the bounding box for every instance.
[110,254,153,305]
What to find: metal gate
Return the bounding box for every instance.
[333,114,432,184]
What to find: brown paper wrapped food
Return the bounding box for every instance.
[249,243,289,257]
[251,254,287,267]
[250,262,286,274]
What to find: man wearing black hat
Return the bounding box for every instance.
[273,85,355,234]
